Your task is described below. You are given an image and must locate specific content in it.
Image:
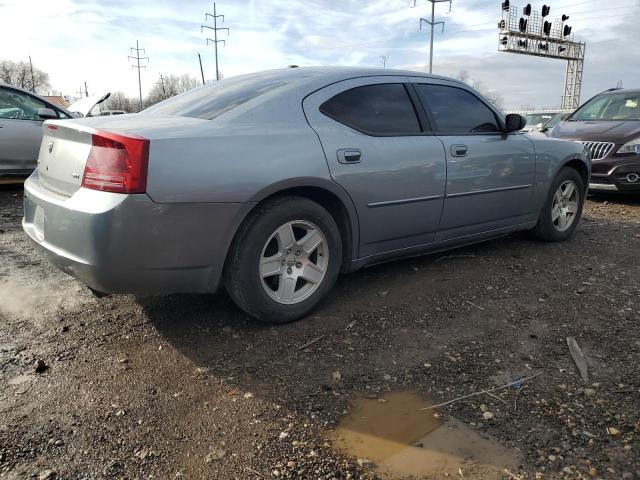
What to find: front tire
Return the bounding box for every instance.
[531,167,585,242]
[223,196,342,323]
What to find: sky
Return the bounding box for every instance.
[1,0,638,110]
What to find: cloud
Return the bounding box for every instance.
[0,0,638,109]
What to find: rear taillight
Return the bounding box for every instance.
[81,131,149,193]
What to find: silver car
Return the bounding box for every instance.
[22,67,590,323]
[0,83,74,177]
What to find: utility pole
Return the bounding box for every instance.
[201,2,229,81]
[197,53,206,85]
[380,56,388,68]
[158,74,167,99]
[415,0,452,74]
[84,81,89,97]
[128,40,149,111]
[28,56,35,92]
[75,86,84,100]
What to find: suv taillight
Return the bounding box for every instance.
[81,131,149,193]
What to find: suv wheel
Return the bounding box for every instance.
[531,167,585,242]
[224,196,342,323]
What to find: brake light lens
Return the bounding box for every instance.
[81,131,149,193]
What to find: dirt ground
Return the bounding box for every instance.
[1,184,639,480]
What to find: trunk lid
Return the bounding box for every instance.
[37,122,93,196]
[37,114,212,197]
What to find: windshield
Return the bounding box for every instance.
[524,113,554,126]
[571,91,640,121]
[143,70,316,120]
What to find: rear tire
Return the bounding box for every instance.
[531,167,585,242]
[223,196,342,323]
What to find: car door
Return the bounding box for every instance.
[412,82,536,241]
[0,86,62,174]
[303,77,447,258]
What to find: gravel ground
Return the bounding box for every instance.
[1,184,639,480]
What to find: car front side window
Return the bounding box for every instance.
[0,88,48,121]
[320,83,422,136]
[414,84,500,134]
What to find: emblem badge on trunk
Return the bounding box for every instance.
[48,141,54,153]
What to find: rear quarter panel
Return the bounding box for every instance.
[144,122,333,203]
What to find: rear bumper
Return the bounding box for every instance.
[23,172,249,295]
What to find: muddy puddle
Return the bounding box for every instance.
[329,392,519,479]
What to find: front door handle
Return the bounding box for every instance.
[337,149,362,164]
[450,144,468,157]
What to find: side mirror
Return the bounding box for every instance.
[504,113,526,132]
[37,108,58,120]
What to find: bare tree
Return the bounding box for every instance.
[106,91,135,113]
[456,70,504,110]
[0,59,50,93]
[145,74,200,108]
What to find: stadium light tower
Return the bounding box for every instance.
[498,1,586,109]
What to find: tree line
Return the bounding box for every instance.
[0,60,50,93]
[106,74,201,112]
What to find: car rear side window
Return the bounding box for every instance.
[142,71,315,120]
[415,84,500,134]
[320,84,421,135]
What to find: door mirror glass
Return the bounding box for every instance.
[37,108,58,120]
[504,113,526,132]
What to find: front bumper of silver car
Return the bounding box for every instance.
[22,171,246,295]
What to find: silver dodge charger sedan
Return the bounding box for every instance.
[23,67,590,323]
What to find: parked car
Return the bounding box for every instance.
[0,83,74,177]
[521,110,559,133]
[0,84,109,178]
[23,67,590,323]
[98,110,126,116]
[66,92,111,118]
[549,88,640,193]
[536,111,572,135]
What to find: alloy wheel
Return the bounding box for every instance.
[259,220,329,305]
[551,180,579,232]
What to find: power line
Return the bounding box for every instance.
[128,40,149,111]
[415,0,452,73]
[201,2,229,82]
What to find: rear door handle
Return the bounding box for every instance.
[337,149,362,164]
[450,144,468,157]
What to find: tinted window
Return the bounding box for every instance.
[0,87,47,121]
[320,84,421,135]
[143,71,316,120]
[415,84,499,134]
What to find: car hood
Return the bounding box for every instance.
[550,120,640,143]
[67,92,111,117]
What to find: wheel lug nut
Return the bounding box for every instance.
[295,250,301,256]
[281,260,285,265]
[286,267,292,274]
[286,249,291,255]
[296,262,302,268]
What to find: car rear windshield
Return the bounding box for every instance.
[142,71,314,120]
[572,91,640,121]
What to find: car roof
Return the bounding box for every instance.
[600,88,640,95]
[210,67,464,90]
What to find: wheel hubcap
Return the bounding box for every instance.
[259,220,329,305]
[551,180,579,232]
